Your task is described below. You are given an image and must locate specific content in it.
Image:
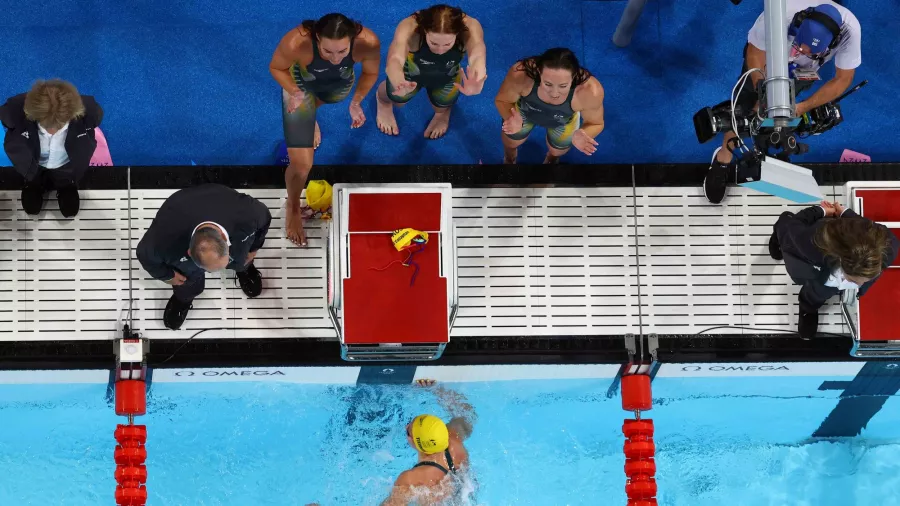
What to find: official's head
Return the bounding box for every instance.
[23,79,85,135]
[188,225,230,272]
[406,414,449,455]
[814,217,894,287]
[794,5,842,56]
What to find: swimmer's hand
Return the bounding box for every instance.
[391,78,418,97]
[415,379,436,387]
[288,89,306,114]
[502,108,523,135]
[455,67,486,96]
[572,129,599,156]
[349,100,366,129]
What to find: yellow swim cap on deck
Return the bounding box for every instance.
[304,180,333,212]
[410,414,449,454]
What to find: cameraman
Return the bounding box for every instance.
[703,1,861,204]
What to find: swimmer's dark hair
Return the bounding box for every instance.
[813,217,894,279]
[302,13,363,41]
[519,48,591,87]
[414,4,467,35]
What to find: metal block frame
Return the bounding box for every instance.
[326,183,458,361]
[842,181,900,358]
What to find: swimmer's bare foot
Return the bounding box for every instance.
[544,154,561,164]
[424,109,451,139]
[377,99,399,136]
[314,121,321,150]
[286,202,308,247]
[415,379,436,387]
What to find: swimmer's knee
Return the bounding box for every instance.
[286,150,314,172]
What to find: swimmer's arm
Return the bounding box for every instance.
[447,416,474,442]
[434,386,477,434]
[576,79,605,138]
[495,64,526,119]
[386,17,416,85]
[380,472,415,506]
[269,31,307,94]
[462,17,486,75]
[352,29,382,105]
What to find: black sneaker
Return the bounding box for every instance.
[769,232,783,260]
[57,186,80,218]
[164,295,193,330]
[798,310,819,340]
[21,183,44,215]
[703,160,729,204]
[236,263,263,298]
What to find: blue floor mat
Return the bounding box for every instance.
[0,0,896,166]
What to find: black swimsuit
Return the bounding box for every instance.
[413,449,456,475]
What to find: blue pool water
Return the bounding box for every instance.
[1,366,899,505]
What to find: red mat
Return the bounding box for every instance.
[342,191,448,344]
[856,189,900,340]
[859,269,900,341]
[857,189,900,223]
[348,193,442,232]
[343,234,448,344]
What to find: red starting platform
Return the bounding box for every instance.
[843,182,900,357]
[327,184,458,361]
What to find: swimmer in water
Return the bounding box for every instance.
[380,379,477,506]
[495,47,605,164]
[269,13,381,247]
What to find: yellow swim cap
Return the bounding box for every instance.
[304,180,333,212]
[410,414,449,454]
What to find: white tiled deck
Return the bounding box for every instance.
[0,185,849,341]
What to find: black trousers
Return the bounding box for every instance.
[29,163,82,189]
[798,281,840,314]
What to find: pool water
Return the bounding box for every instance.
[0,366,898,505]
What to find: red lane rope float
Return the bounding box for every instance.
[114,380,148,506]
[621,372,657,506]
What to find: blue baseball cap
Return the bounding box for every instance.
[796,4,842,53]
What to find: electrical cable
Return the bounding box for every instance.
[155,328,224,365]
[693,324,849,338]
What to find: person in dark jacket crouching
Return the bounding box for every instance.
[136,184,272,330]
[0,79,103,217]
[770,200,900,339]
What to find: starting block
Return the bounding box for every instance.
[843,182,900,357]
[326,184,458,361]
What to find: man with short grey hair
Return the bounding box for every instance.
[137,184,272,330]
